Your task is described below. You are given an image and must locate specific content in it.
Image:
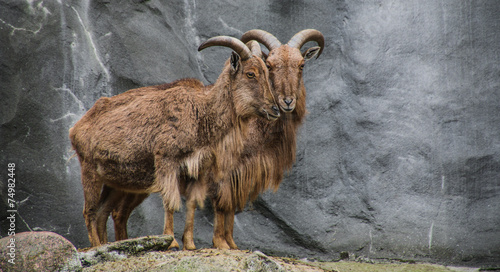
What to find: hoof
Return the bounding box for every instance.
[213,237,230,250]
[227,241,238,250]
[213,244,230,250]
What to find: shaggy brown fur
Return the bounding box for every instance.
[88,41,274,251]
[92,32,325,251]
[207,30,324,250]
[69,40,279,248]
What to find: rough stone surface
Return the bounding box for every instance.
[81,248,322,272]
[0,231,81,272]
[78,234,173,268]
[1,0,499,266]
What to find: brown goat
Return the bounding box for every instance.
[91,41,268,251]
[90,41,267,251]
[207,29,324,249]
[94,30,325,250]
[69,36,279,249]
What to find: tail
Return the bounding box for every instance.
[67,126,79,163]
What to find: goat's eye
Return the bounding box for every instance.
[299,64,305,70]
[246,72,255,79]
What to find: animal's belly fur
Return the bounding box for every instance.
[95,158,156,192]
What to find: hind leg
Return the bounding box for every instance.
[80,162,103,247]
[112,192,149,241]
[95,185,114,244]
[97,185,137,243]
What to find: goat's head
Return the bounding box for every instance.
[241,29,324,112]
[198,36,280,121]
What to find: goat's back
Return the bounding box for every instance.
[69,78,207,166]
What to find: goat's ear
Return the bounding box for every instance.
[230,52,241,73]
[303,46,321,61]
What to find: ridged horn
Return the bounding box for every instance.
[246,40,262,59]
[198,36,253,60]
[287,29,325,58]
[241,29,282,51]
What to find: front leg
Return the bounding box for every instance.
[182,197,197,250]
[155,164,182,250]
[224,208,238,249]
[164,208,180,250]
[212,206,230,250]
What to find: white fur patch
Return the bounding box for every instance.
[183,147,211,179]
[151,172,182,211]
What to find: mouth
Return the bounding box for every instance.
[262,108,280,121]
[278,100,296,112]
[279,105,295,113]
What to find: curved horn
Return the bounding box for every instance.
[241,29,282,51]
[245,40,262,59]
[287,29,325,58]
[198,36,253,60]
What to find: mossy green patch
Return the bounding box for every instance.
[308,260,455,272]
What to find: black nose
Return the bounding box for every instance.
[271,105,280,115]
[284,98,293,106]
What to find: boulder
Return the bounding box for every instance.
[82,248,321,272]
[0,231,81,272]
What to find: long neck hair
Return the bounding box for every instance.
[214,84,307,212]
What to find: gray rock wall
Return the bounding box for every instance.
[1,0,499,265]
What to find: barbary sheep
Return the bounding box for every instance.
[93,30,325,251]
[100,30,325,250]
[94,41,269,251]
[69,36,279,248]
[93,40,268,251]
[206,29,324,249]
